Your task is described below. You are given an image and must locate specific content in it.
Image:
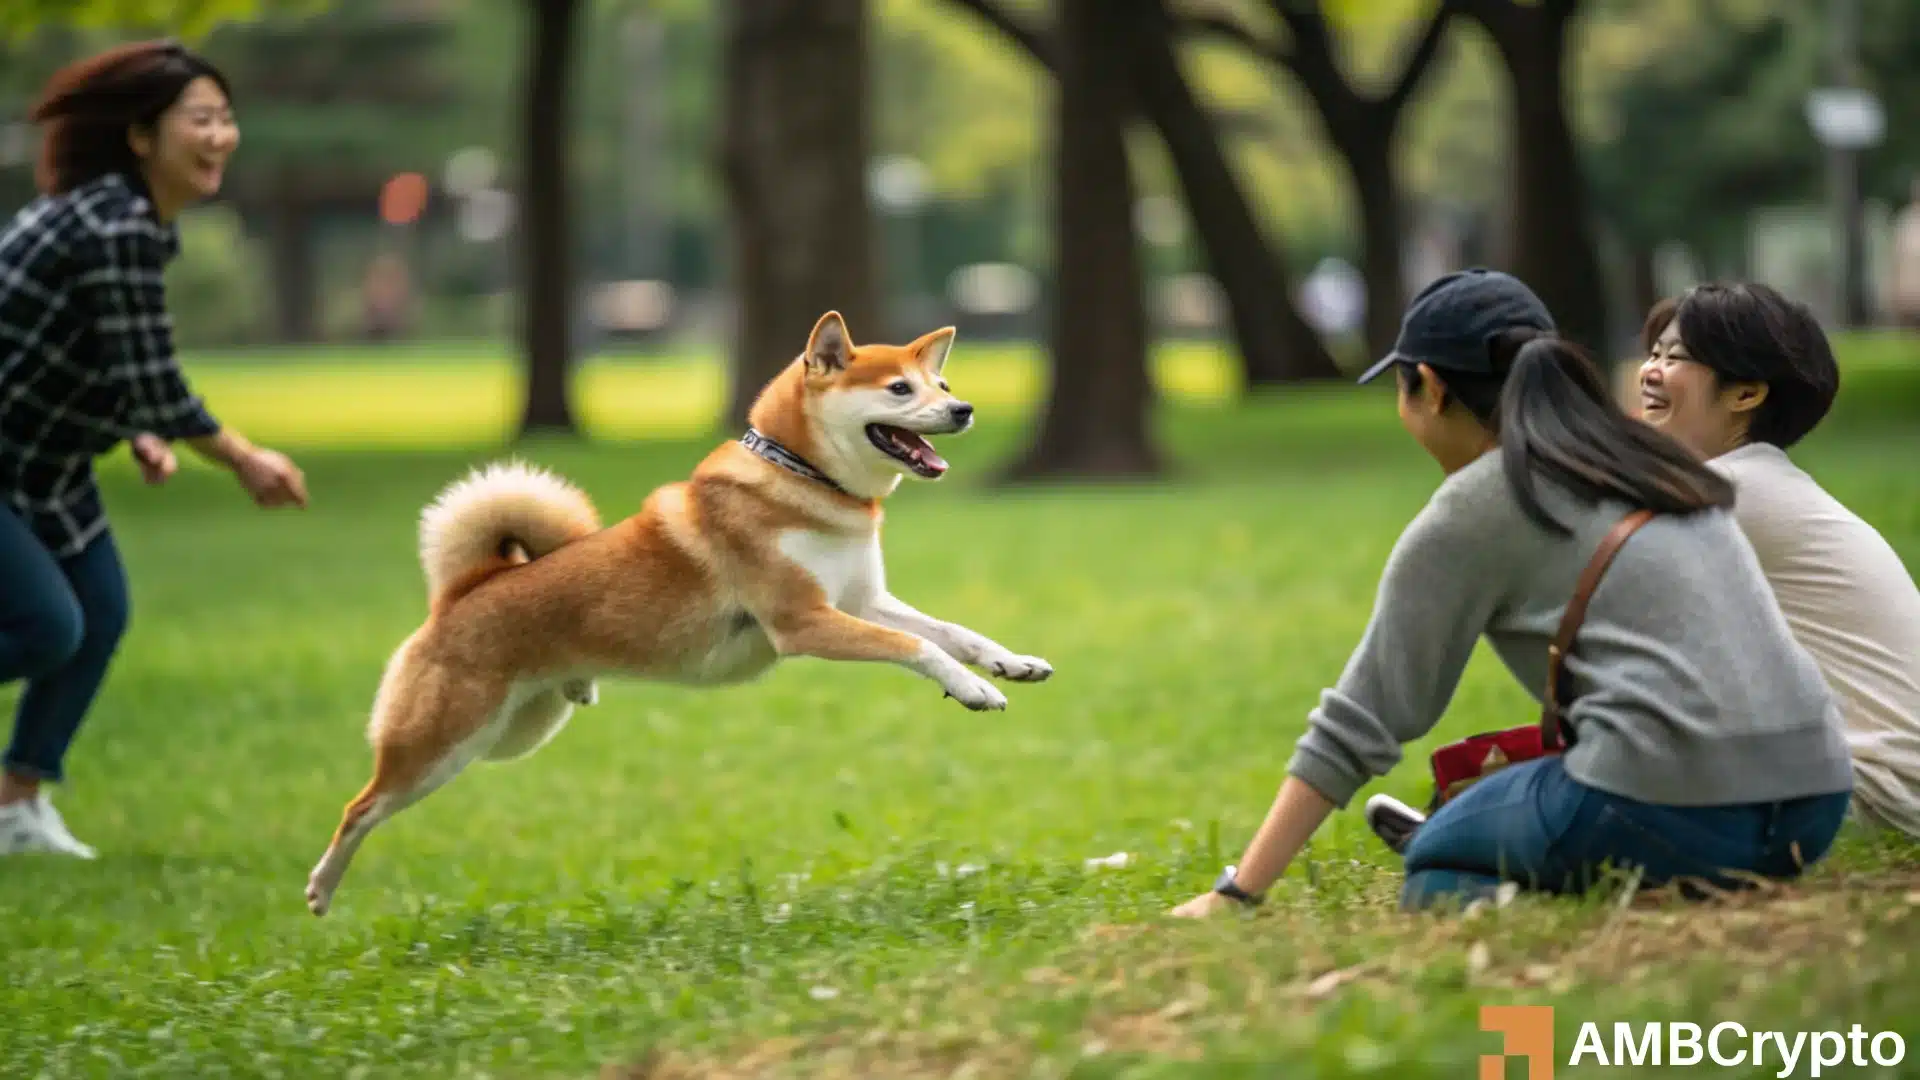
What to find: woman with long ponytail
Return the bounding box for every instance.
[1170,269,1853,917]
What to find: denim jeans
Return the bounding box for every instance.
[1400,755,1852,911]
[0,502,130,784]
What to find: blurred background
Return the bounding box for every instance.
[2,0,1916,475]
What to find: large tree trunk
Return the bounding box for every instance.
[1465,0,1609,354]
[1002,0,1160,482]
[1128,0,1340,388]
[1334,122,1405,361]
[942,0,1343,392]
[517,0,581,437]
[718,0,878,429]
[266,185,319,344]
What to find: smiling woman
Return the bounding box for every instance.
[0,40,309,857]
[1636,284,1920,840]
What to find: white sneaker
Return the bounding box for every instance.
[0,794,97,858]
[34,792,97,858]
[1364,793,1427,856]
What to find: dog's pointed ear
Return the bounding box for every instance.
[913,326,957,375]
[805,311,853,375]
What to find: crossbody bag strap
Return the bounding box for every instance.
[1542,507,1656,749]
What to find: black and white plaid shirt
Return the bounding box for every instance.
[0,171,220,558]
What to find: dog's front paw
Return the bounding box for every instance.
[985,653,1053,683]
[561,679,598,706]
[942,672,1008,712]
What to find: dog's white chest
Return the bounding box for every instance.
[776,529,879,610]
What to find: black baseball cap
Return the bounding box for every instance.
[1355,268,1556,385]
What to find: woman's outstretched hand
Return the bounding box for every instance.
[235,446,308,509]
[129,433,177,486]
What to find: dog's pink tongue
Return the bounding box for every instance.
[914,446,948,474]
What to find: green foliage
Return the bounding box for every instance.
[0,0,323,45]
[164,202,272,347]
[0,341,1916,1076]
[1588,0,1920,264]
[197,0,469,191]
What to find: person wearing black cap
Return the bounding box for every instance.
[1171,268,1855,917]
[1637,284,1920,840]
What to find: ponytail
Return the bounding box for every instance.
[1492,334,1734,536]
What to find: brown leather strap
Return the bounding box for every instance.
[1542,508,1656,748]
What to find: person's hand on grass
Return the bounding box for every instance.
[236,446,309,509]
[129,433,176,486]
[1169,891,1238,919]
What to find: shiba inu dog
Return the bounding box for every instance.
[305,311,1052,916]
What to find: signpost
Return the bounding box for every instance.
[1806,0,1878,327]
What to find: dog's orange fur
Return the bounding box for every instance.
[305,312,1053,916]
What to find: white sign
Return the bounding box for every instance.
[458,188,515,243]
[1806,87,1885,150]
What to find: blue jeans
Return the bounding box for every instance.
[0,503,130,784]
[1401,755,1852,911]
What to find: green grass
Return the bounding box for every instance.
[3,339,1920,1079]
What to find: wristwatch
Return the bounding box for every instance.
[1212,864,1263,906]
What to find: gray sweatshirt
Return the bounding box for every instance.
[1288,450,1854,809]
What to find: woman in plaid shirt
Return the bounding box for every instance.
[1,41,308,857]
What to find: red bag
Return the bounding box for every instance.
[1426,508,1654,811]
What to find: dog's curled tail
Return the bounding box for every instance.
[418,460,601,609]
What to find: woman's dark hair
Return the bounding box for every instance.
[27,39,233,196]
[1641,282,1838,450]
[1398,330,1735,536]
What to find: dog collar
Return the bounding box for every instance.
[740,428,852,496]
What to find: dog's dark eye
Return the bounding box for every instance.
[937,380,949,392]
[888,380,913,397]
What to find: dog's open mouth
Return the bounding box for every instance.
[866,424,948,478]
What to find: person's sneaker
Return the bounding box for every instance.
[0,799,43,855]
[0,794,97,858]
[1364,793,1426,856]
[33,792,98,858]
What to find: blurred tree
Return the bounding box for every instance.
[517,0,583,435]
[1588,0,1920,312]
[1002,0,1161,480]
[1128,0,1342,386]
[197,0,463,343]
[1452,0,1609,353]
[1180,0,1459,361]
[717,0,878,429]
[0,0,313,42]
[950,0,1344,390]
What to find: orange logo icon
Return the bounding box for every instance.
[1480,1005,1555,1079]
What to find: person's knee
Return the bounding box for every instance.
[6,593,86,677]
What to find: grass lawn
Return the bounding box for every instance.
[3,338,1919,1079]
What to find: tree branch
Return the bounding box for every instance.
[1449,0,1514,38]
[1381,0,1457,114]
[1262,0,1359,113]
[1175,11,1277,57]
[942,0,1057,74]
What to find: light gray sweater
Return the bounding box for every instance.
[1288,450,1854,809]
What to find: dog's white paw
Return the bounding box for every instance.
[986,653,1053,683]
[943,672,1008,711]
[561,679,598,706]
[306,866,335,917]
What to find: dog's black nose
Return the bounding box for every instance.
[950,402,974,423]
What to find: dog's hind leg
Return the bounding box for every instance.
[481,687,576,763]
[306,655,510,917]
